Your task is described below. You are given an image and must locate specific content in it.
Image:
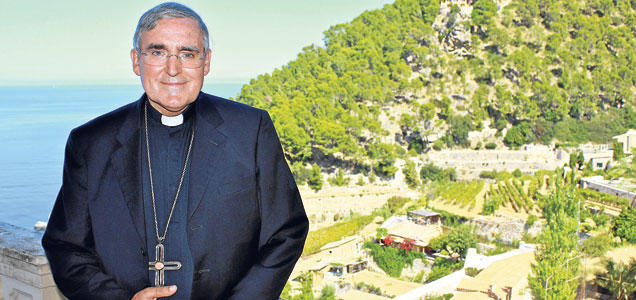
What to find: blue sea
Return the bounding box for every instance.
[0,83,243,229]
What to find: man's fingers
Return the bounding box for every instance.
[133,285,177,299]
[151,285,177,298]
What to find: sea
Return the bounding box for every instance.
[0,83,243,229]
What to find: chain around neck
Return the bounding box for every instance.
[144,102,195,244]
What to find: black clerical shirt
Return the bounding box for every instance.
[141,99,195,299]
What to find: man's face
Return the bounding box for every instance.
[131,18,211,116]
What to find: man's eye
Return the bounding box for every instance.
[181,52,195,59]
[150,50,165,56]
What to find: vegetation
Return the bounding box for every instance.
[423,295,453,300]
[364,241,425,277]
[595,258,636,300]
[303,196,410,256]
[580,188,631,208]
[303,215,374,255]
[420,163,456,183]
[613,207,636,243]
[428,224,477,257]
[432,180,484,208]
[582,233,613,257]
[529,184,581,300]
[482,177,539,215]
[318,285,336,300]
[328,167,350,186]
[281,272,315,300]
[308,163,323,191]
[232,0,635,177]
[403,160,421,189]
[425,257,464,282]
[355,281,384,296]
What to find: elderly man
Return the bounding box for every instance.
[42,2,308,299]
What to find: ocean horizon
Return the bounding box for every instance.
[0,83,244,229]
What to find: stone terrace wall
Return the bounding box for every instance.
[423,146,568,179]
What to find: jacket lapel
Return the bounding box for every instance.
[188,95,227,220]
[110,99,146,246]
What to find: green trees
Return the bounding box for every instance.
[420,163,456,183]
[445,114,474,148]
[529,184,581,300]
[232,0,636,176]
[403,160,421,189]
[329,167,350,186]
[613,207,636,243]
[318,285,336,300]
[595,258,636,300]
[369,143,399,177]
[309,163,323,191]
[472,0,498,27]
[504,122,533,147]
[364,241,425,277]
[428,224,477,257]
[291,162,312,185]
[425,257,464,282]
[614,140,626,161]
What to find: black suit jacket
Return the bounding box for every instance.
[42,93,309,299]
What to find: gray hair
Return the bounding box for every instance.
[133,2,210,53]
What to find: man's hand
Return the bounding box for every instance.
[132,285,177,300]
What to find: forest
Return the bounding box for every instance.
[232,0,636,177]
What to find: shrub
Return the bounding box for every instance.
[303,215,374,255]
[403,160,421,189]
[426,257,464,282]
[526,214,538,228]
[613,207,636,243]
[364,241,425,277]
[308,163,323,191]
[465,267,482,277]
[485,142,497,149]
[504,122,533,147]
[329,167,349,186]
[421,164,456,182]
[291,161,311,185]
[582,233,613,256]
[428,224,477,257]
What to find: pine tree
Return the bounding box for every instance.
[308,163,323,191]
[529,184,581,300]
[596,258,636,300]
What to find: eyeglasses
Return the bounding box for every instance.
[140,49,205,68]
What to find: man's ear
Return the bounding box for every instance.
[131,49,141,76]
[203,49,212,76]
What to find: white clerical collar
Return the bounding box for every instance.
[161,114,184,127]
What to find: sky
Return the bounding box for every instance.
[0,0,394,86]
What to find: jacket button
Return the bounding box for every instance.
[141,248,147,257]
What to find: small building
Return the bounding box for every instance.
[582,150,613,170]
[407,209,441,226]
[613,129,636,154]
[386,221,443,253]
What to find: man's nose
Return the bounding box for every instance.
[166,55,181,76]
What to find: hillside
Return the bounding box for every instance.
[233,0,636,177]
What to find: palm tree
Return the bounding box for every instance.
[595,258,636,300]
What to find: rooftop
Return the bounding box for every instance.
[408,208,440,217]
[455,251,535,299]
[387,221,443,246]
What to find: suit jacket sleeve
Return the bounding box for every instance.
[228,111,309,299]
[41,132,133,300]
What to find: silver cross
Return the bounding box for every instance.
[148,243,182,287]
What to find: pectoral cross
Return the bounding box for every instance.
[148,243,182,287]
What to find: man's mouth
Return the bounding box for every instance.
[162,81,186,86]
